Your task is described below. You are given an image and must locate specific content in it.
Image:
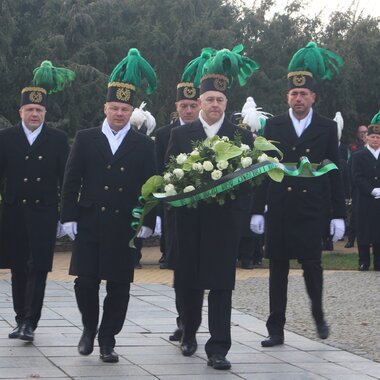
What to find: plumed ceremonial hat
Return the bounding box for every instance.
[368,110,380,135]
[200,44,259,95]
[107,48,157,106]
[287,41,343,91]
[20,60,75,108]
[176,47,216,102]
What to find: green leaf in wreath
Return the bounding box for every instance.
[182,153,201,171]
[213,141,242,162]
[141,175,164,197]
[254,136,283,159]
[267,168,284,182]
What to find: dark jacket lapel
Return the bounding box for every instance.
[111,128,139,163]
[93,127,114,162]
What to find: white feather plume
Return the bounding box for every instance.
[334,111,344,141]
[145,110,156,136]
[241,96,272,133]
[130,101,148,130]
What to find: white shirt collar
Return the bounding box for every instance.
[101,118,131,155]
[367,144,380,159]
[289,108,313,137]
[22,121,43,145]
[199,112,225,138]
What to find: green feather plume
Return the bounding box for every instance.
[203,44,259,88]
[288,41,344,80]
[109,48,157,95]
[32,60,76,94]
[370,110,380,124]
[181,47,216,87]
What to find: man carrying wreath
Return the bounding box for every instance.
[165,46,259,370]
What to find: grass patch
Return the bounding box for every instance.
[255,251,358,271]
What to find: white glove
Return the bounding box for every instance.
[153,216,162,236]
[371,188,380,198]
[63,221,78,241]
[250,214,265,234]
[56,221,66,239]
[330,218,345,242]
[137,226,153,239]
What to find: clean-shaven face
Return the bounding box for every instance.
[19,104,46,131]
[104,101,134,131]
[199,91,227,125]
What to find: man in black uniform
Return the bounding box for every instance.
[0,61,73,341]
[166,46,258,370]
[351,112,380,271]
[60,48,156,363]
[251,42,346,347]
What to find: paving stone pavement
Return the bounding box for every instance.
[0,244,379,379]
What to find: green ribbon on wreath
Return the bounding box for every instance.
[129,157,338,247]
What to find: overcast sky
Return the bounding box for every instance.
[244,0,380,19]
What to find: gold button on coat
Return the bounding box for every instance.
[287,186,292,191]
[305,148,310,153]
[101,206,106,212]
[25,155,29,160]
[36,177,41,182]
[104,186,109,190]
[118,187,123,192]
[107,165,111,169]
[23,178,28,182]
[38,155,43,160]
[120,167,125,172]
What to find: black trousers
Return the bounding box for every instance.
[74,276,130,347]
[358,244,380,269]
[266,259,324,336]
[181,288,232,358]
[11,269,48,330]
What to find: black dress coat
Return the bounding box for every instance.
[0,123,69,271]
[155,119,181,269]
[252,111,346,260]
[351,148,380,245]
[166,118,253,290]
[60,127,155,283]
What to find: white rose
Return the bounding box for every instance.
[192,163,204,172]
[211,170,223,180]
[203,161,214,171]
[164,184,177,196]
[221,136,230,141]
[272,157,279,163]
[163,173,172,181]
[241,156,253,168]
[190,149,199,156]
[257,153,269,163]
[241,143,250,152]
[176,153,188,165]
[183,185,195,193]
[217,160,229,170]
[173,168,184,179]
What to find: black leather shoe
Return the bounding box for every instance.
[344,241,354,248]
[78,329,97,355]
[317,321,329,339]
[207,354,231,370]
[181,338,197,356]
[241,260,254,269]
[261,335,284,347]
[359,264,369,271]
[100,346,119,363]
[19,323,34,342]
[169,328,183,341]
[8,324,22,339]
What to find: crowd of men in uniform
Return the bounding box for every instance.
[0,42,379,371]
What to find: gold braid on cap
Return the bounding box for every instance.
[21,87,47,94]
